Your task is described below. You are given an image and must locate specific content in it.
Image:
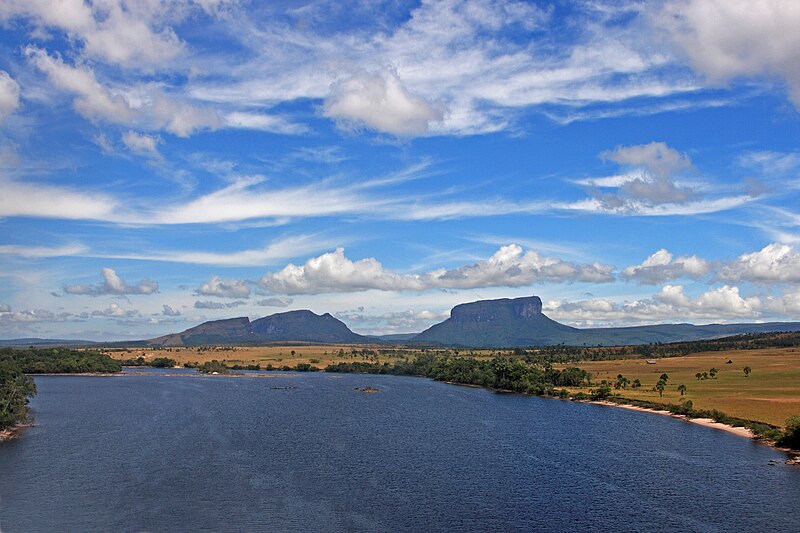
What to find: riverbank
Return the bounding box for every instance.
[590,400,755,438]
[0,422,31,444]
[587,399,799,463]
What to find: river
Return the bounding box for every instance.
[1,370,798,532]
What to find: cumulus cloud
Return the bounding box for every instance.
[196,276,251,298]
[324,70,443,136]
[1,0,185,69]
[718,243,800,284]
[545,284,761,327]
[162,304,181,317]
[334,308,449,335]
[194,300,247,310]
[0,70,20,122]
[122,131,162,158]
[92,303,140,318]
[621,248,711,284]
[656,0,800,107]
[597,142,696,206]
[64,267,159,296]
[260,244,615,295]
[0,304,11,313]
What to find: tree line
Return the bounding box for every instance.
[0,347,122,374]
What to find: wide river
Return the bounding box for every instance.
[1,369,798,532]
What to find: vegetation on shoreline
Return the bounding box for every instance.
[1,347,121,374]
[0,359,36,433]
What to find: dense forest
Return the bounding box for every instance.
[326,353,590,395]
[0,347,122,374]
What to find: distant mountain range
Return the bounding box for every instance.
[7,295,800,348]
[147,310,369,346]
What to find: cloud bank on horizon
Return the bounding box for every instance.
[1,0,799,339]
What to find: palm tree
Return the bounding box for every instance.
[677,384,687,396]
[659,373,669,383]
[743,366,751,377]
[656,379,666,397]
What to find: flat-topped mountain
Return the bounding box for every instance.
[148,310,367,346]
[414,296,580,347]
[412,295,800,347]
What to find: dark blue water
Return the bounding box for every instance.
[1,372,798,532]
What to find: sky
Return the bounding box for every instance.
[1,0,800,341]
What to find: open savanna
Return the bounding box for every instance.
[571,348,800,427]
[103,344,419,368]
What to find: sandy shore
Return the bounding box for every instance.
[590,401,755,439]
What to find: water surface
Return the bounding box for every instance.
[1,371,798,532]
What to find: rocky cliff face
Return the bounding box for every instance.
[413,295,578,347]
[450,296,543,323]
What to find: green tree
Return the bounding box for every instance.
[743,366,751,377]
[659,373,669,383]
[0,359,37,431]
[709,367,718,379]
[776,416,800,450]
[614,374,629,390]
[632,378,642,389]
[655,379,666,397]
[677,384,687,396]
[695,372,702,381]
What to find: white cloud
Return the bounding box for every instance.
[223,111,306,134]
[196,276,251,298]
[335,308,449,335]
[598,142,696,205]
[718,243,800,284]
[122,131,162,158]
[162,304,181,317]
[92,303,139,318]
[657,0,800,107]
[0,70,20,122]
[621,248,711,284]
[324,70,444,136]
[0,243,88,258]
[26,47,220,136]
[98,235,329,266]
[545,284,762,327]
[0,177,116,221]
[260,244,615,295]
[1,0,185,69]
[64,267,159,296]
[25,46,135,122]
[0,304,10,313]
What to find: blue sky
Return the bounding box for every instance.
[1,0,800,340]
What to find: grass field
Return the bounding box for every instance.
[103,344,416,369]
[570,348,800,427]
